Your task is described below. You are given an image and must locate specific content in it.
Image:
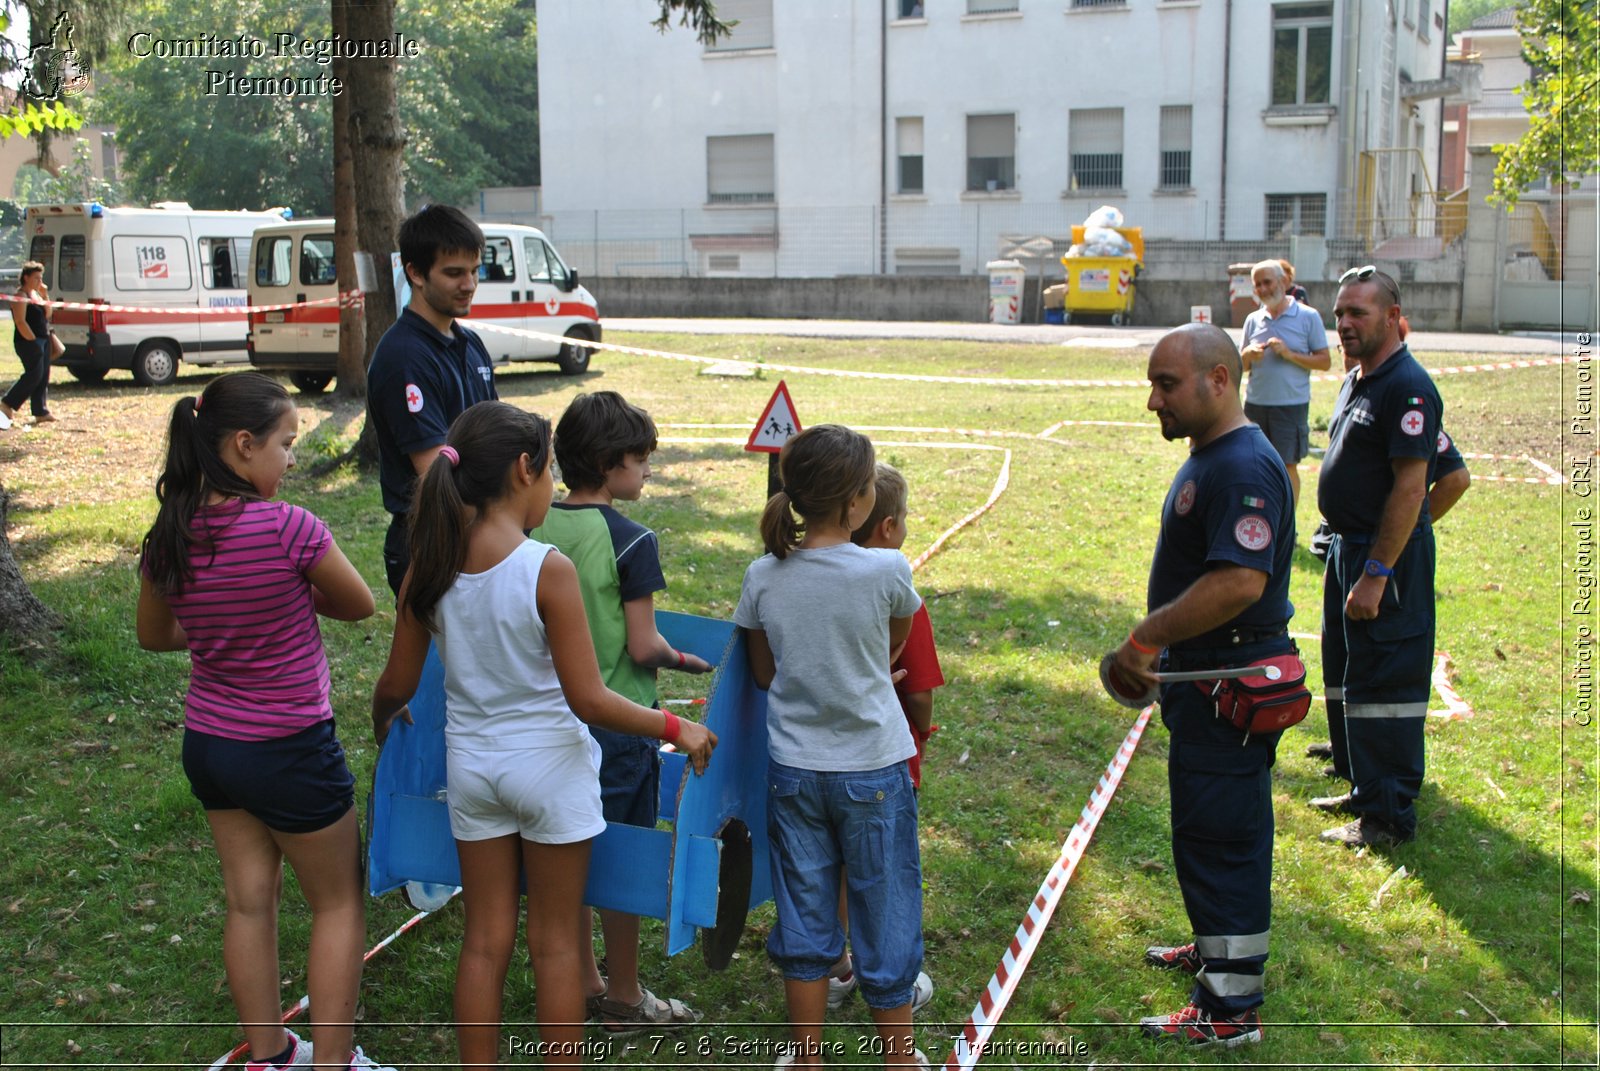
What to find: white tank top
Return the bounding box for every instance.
[435,539,590,750]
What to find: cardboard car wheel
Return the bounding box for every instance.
[702,817,752,971]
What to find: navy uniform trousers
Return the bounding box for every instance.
[1322,529,1435,838]
[1160,638,1286,1015]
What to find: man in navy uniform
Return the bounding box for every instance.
[366,205,499,595]
[1113,322,1295,1048]
[1314,267,1444,847]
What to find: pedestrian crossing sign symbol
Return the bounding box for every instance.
[746,380,803,454]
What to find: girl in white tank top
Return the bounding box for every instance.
[371,401,716,1069]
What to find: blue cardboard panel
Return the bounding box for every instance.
[367,612,774,959]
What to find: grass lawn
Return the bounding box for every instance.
[0,333,1591,1069]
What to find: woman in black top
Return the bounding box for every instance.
[1,260,54,428]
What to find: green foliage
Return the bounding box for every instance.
[1447,0,1512,34]
[401,0,537,206]
[652,0,736,45]
[1491,0,1600,207]
[0,99,83,138]
[92,0,538,215]
[12,136,124,206]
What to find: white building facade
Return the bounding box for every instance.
[537,0,1449,277]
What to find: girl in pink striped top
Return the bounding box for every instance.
[136,372,392,1071]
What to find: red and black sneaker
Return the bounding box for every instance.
[1140,1002,1263,1048]
[1142,941,1202,973]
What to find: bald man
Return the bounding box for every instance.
[1114,323,1297,1048]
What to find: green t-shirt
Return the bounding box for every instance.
[530,503,665,708]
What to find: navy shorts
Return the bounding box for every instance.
[182,720,356,834]
[1244,402,1310,465]
[589,725,661,828]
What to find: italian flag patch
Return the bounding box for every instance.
[1242,495,1265,508]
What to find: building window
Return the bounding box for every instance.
[966,114,1015,191]
[1071,0,1127,7]
[897,117,924,194]
[1158,105,1192,189]
[1417,0,1430,38]
[706,0,773,51]
[897,0,925,17]
[1271,3,1333,106]
[967,0,1018,14]
[1069,107,1123,191]
[1265,193,1327,237]
[707,134,776,203]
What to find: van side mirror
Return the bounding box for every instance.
[566,269,579,292]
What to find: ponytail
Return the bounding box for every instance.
[140,373,291,595]
[758,424,876,560]
[402,401,553,631]
[759,491,804,560]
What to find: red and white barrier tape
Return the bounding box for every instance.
[1429,651,1474,719]
[472,316,1578,389]
[910,450,1011,574]
[23,291,361,316]
[945,704,1155,1070]
[204,900,449,1070]
[1312,354,1579,383]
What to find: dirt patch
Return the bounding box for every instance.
[0,370,363,514]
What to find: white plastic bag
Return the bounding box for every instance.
[1084,205,1124,229]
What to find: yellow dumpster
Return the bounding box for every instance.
[1061,225,1143,326]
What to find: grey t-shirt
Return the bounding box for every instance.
[734,543,922,771]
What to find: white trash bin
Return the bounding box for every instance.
[986,259,1025,325]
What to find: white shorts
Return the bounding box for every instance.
[445,734,606,843]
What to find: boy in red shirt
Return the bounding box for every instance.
[852,463,945,787]
[827,462,946,1009]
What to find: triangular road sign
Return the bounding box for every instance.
[746,380,803,454]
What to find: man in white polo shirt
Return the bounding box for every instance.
[1240,259,1331,507]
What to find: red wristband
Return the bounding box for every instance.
[661,711,682,744]
[673,649,687,670]
[1127,630,1158,656]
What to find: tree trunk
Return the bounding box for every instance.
[343,0,405,466]
[0,481,61,649]
[331,0,367,401]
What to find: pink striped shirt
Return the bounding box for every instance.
[153,499,334,740]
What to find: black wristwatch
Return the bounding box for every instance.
[1363,559,1393,578]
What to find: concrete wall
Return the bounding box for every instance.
[593,274,1463,332]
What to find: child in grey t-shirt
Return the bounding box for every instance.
[734,424,929,1066]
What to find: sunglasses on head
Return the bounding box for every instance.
[1339,265,1400,303]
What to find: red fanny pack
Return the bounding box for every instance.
[1196,648,1312,735]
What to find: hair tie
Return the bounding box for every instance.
[192,395,202,413]
[438,445,460,467]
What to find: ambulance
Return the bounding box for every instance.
[246,219,601,393]
[27,202,293,386]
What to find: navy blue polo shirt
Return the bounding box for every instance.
[366,308,498,516]
[1318,344,1442,535]
[1148,423,1295,647]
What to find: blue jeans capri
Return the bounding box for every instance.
[765,760,924,1010]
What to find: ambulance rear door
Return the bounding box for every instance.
[474,230,525,362]
[195,229,252,364]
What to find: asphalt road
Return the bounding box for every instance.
[608,317,1579,356]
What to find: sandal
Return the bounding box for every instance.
[597,986,702,1034]
[584,979,608,1023]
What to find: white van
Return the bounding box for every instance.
[247,219,601,393]
[28,202,292,386]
